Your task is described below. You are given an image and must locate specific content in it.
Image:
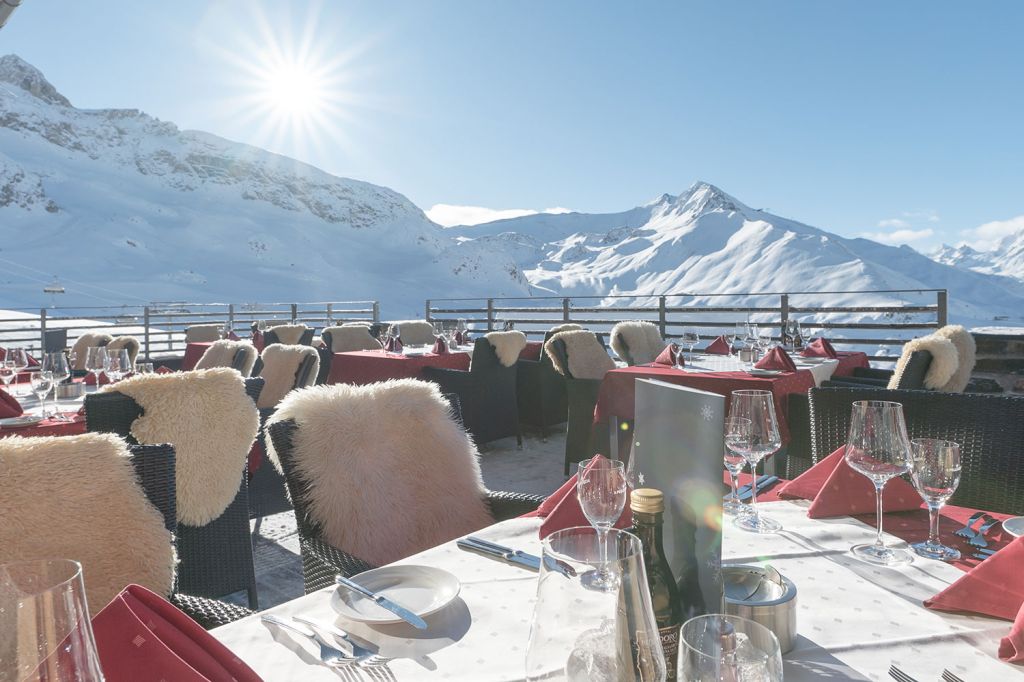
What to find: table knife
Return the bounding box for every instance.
[725,475,770,501]
[739,475,779,502]
[459,537,576,577]
[334,575,428,630]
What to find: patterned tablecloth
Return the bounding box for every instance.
[182,342,214,371]
[328,350,471,385]
[0,388,86,439]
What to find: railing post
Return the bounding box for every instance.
[937,290,948,328]
[39,308,46,355]
[326,303,333,324]
[372,301,380,323]
[780,293,790,338]
[658,296,667,337]
[487,299,495,331]
[228,303,235,332]
[143,306,151,360]
[425,300,432,322]
[290,303,298,324]
[562,298,570,322]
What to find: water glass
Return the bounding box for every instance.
[577,459,628,590]
[135,361,155,375]
[31,370,54,416]
[679,614,783,681]
[723,417,753,516]
[680,328,700,362]
[909,438,962,561]
[0,359,15,390]
[84,346,108,391]
[730,390,782,533]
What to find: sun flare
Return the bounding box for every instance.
[261,63,326,119]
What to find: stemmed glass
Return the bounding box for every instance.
[84,346,108,391]
[758,327,774,353]
[105,349,128,383]
[0,359,16,394]
[6,347,29,395]
[680,327,700,363]
[576,459,628,590]
[730,390,783,533]
[844,400,914,565]
[135,362,155,375]
[744,324,759,362]
[31,371,54,417]
[723,417,753,516]
[391,324,402,351]
[679,614,783,681]
[725,326,738,357]
[42,352,70,420]
[378,324,392,353]
[909,438,962,561]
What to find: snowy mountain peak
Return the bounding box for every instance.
[0,54,71,107]
[675,180,746,215]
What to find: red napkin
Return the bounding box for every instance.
[83,372,111,386]
[227,331,240,341]
[537,454,632,539]
[385,336,403,353]
[0,388,24,418]
[0,349,39,366]
[156,366,174,374]
[705,335,731,355]
[92,584,262,682]
[252,330,265,352]
[1001,600,1024,662]
[454,330,465,345]
[432,336,448,354]
[653,343,681,366]
[754,346,797,372]
[801,337,838,359]
[777,445,921,519]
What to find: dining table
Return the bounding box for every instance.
[182,341,214,371]
[328,349,471,386]
[0,383,86,439]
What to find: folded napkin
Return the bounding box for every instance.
[754,346,797,372]
[1001,600,1024,662]
[92,584,262,682]
[537,454,632,539]
[83,372,111,386]
[653,343,681,366]
[432,336,448,354]
[705,335,731,355]
[156,366,174,374]
[0,388,24,418]
[251,330,265,352]
[0,349,39,366]
[777,445,921,519]
[385,336,403,353]
[801,337,838,359]
[227,331,240,341]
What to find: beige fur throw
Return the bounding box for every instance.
[322,325,383,353]
[887,334,959,391]
[392,320,435,346]
[71,332,114,370]
[267,324,310,346]
[548,323,583,335]
[0,433,175,611]
[265,379,494,566]
[342,321,373,327]
[184,324,223,343]
[195,339,258,376]
[932,325,976,393]
[610,321,664,366]
[107,336,141,365]
[257,343,320,408]
[100,368,259,526]
[484,330,527,367]
[545,330,615,380]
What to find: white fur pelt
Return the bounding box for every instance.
[610,321,664,366]
[184,324,223,343]
[257,343,320,408]
[265,379,494,566]
[71,332,114,370]
[932,325,976,393]
[887,334,959,391]
[195,339,258,376]
[484,330,527,367]
[322,325,383,352]
[548,323,583,335]
[268,324,310,346]
[0,433,175,610]
[342,321,373,327]
[100,368,259,526]
[107,336,141,365]
[545,330,615,380]
[392,320,435,345]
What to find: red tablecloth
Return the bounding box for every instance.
[181,342,213,371]
[328,350,471,385]
[832,351,871,377]
[0,413,86,439]
[520,341,543,362]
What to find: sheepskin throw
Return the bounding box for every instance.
[548,323,583,335]
[195,339,258,376]
[342,321,373,327]
[611,321,664,366]
[0,433,175,610]
[265,379,493,566]
[184,324,223,343]
[100,368,259,525]
[107,336,141,365]
[71,332,114,370]
[484,330,528,367]
[322,325,383,352]
[887,334,959,391]
[257,343,320,408]
[392,320,435,346]
[932,325,976,393]
[267,324,310,346]
[546,330,615,380]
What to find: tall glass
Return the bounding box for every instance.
[730,390,782,533]
[0,559,104,681]
[723,417,753,516]
[526,527,666,682]
[31,370,54,417]
[43,352,71,420]
[909,438,962,561]
[84,346,108,392]
[680,328,700,362]
[6,347,29,395]
[679,614,783,681]
[0,359,16,392]
[844,400,913,565]
[577,459,628,591]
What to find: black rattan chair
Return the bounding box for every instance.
[516,331,568,438]
[263,327,315,347]
[547,336,606,475]
[247,405,292,520]
[804,386,1024,514]
[824,350,933,390]
[44,328,68,353]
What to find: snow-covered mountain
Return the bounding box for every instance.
[932,230,1024,282]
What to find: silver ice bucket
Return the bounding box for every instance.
[723,564,797,653]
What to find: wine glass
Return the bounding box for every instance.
[84,346,108,391]
[757,327,774,352]
[909,438,962,561]
[844,400,914,565]
[725,326,738,357]
[378,324,392,352]
[6,347,29,395]
[391,323,402,350]
[256,319,268,333]
[723,417,753,516]
[730,390,783,533]
[0,359,16,393]
[679,614,783,681]
[576,459,628,590]
[31,371,54,417]
[135,361,155,375]
[42,352,70,420]
[680,327,700,363]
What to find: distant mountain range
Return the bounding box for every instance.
[932,230,1024,282]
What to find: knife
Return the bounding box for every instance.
[334,575,428,630]
[739,475,779,502]
[725,475,769,501]
[459,537,576,577]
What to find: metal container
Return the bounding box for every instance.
[722,564,797,653]
[56,382,84,400]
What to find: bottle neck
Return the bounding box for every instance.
[632,510,667,558]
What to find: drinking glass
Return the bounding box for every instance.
[757,327,774,352]
[256,319,268,332]
[31,371,54,417]
[744,325,759,361]
[84,346,108,391]
[112,349,131,381]
[105,352,123,383]
[725,327,737,356]
[0,359,15,391]
[577,459,628,590]
[909,438,962,561]
[135,361,155,375]
[844,400,914,565]
[733,324,746,356]
[391,324,402,350]
[680,327,700,362]
[43,352,72,421]
[730,390,782,533]
[6,347,29,395]
[723,417,753,516]
[378,324,392,352]
[0,559,104,681]
[679,614,783,681]
[526,527,666,682]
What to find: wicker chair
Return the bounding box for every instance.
[267,418,544,593]
[83,376,264,609]
[546,334,607,475]
[803,386,1024,514]
[247,405,292,520]
[516,330,569,438]
[824,350,933,390]
[263,327,314,347]
[422,338,523,446]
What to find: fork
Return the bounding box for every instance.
[942,669,967,682]
[293,615,392,667]
[953,511,986,539]
[889,664,919,682]
[968,516,1002,548]
[261,614,355,668]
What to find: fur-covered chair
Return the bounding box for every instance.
[257,344,320,408]
[265,380,544,592]
[423,331,526,446]
[70,332,113,371]
[263,324,314,347]
[321,326,382,353]
[610,321,664,366]
[517,324,582,436]
[107,335,141,366]
[185,324,223,344]
[195,339,258,377]
[932,325,976,393]
[392,320,436,346]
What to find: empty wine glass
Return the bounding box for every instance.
[577,459,628,590]
[845,400,914,566]
[43,352,71,421]
[105,349,129,383]
[6,347,29,394]
[725,327,738,356]
[0,359,16,392]
[135,361,155,375]
[31,370,54,417]
[391,323,402,350]
[723,417,753,516]
[680,328,700,362]
[757,327,774,352]
[730,390,782,533]
[909,438,962,561]
[84,346,107,391]
[732,323,746,356]
[679,614,783,681]
[256,319,268,332]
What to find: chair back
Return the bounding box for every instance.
[43,328,68,353]
[256,345,319,408]
[263,326,314,347]
[469,337,503,372]
[185,324,222,344]
[894,350,932,390]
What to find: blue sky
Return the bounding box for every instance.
[3,1,1022,248]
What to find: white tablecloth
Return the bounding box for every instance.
[212,501,1023,680]
[683,354,839,386]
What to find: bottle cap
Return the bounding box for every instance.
[630,488,664,514]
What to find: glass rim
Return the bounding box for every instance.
[731,389,772,396]
[851,400,904,409]
[576,457,625,471]
[541,526,642,564]
[679,612,781,660]
[0,558,84,597]
[910,437,960,449]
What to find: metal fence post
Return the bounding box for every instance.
[780,293,790,336]
[425,300,432,322]
[39,308,46,355]
[487,299,495,331]
[937,290,948,328]
[562,298,570,322]
[326,303,333,324]
[372,301,380,323]
[228,303,235,332]
[290,303,298,324]
[658,296,667,337]
[143,306,151,360]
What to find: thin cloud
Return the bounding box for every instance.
[863,228,935,245]
[426,204,573,227]
[877,218,910,229]
[961,215,1024,251]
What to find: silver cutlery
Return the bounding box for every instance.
[334,575,428,630]
[292,615,391,667]
[942,669,967,682]
[261,614,355,667]
[888,663,919,682]
[968,516,1002,548]
[739,475,779,502]
[457,537,576,577]
[971,547,997,560]
[953,511,987,539]
[725,475,769,502]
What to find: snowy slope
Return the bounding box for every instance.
[932,230,1024,282]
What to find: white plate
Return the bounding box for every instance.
[797,357,828,364]
[0,415,45,428]
[747,369,782,376]
[331,565,461,625]
[1002,517,1024,538]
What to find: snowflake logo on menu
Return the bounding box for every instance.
[638,471,645,485]
[701,403,715,422]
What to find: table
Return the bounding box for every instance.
[328,350,471,385]
[182,342,214,371]
[0,388,86,439]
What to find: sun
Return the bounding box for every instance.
[260,62,327,120]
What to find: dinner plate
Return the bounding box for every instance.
[0,415,45,428]
[1002,516,1024,538]
[797,357,828,364]
[331,564,461,625]
[401,346,431,357]
[747,369,782,376]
